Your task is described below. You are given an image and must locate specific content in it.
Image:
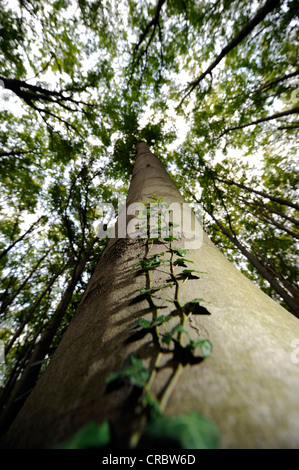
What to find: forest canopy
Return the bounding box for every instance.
[0,0,298,409]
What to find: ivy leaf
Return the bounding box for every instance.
[137,285,163,295]
[137,318,152,329]
[177,269,200,280]
[187,339,213,358]
[55,420,110,449]
[105,354,149,388]
[143,412,220,449]
[137,255,161,270]
[131,283,173,303]
[142,392,163,421]
[162,324,187,345]
[174,249,188,257]
[137,314,172,329]
[173,258,193,267]
[164,235,181,242]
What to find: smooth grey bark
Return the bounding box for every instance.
[1,143,299,449]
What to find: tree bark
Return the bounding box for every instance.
[1,143,299,449]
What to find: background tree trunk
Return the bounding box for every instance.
[0,239,96,435]
[1,143,299,449]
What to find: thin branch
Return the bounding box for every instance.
[178,0,281,107]
[214,174,299,211]
[0,75,90,134]
[130,0,166,80]
[253,70,299,95]
[218,106,299,137]
[133,0,166,55]
[0,215,47,261]
[238,195,299,226]
[0,149,32,159]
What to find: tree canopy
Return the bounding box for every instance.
[0,0,298,416]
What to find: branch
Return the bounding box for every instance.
[218,106,299,137]
[0,215,47,261]
[238,195,299,226]
[214,174,299,211]
[27,99,82,135]
[0,149,32,159]
[133,0,166,55]
[0,75,91,133]
[178,0,281,107]
[130,0,166,79]
[252,70,299,95]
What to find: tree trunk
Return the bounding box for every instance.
[4,258,71,356]
[0,239,96,435]
[0,249,50,314]
[1,143,299,449]
[0,215,46,261]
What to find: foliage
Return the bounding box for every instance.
[143,411,220,449]
[55,420,110,449]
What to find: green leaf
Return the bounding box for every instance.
[142,392,163,420]
[56,420,110,449]
[174,249,188,257]
[137,286,162,295]
[105,353,149,388]
[173,258,193,267]
[137,255,161,270]
[187,339,213,358]
[178,269,200,280]
[162,324,187,345]
[137,314,172,329]
[143,412,220,449]
[137,318,152,329]
[164,235,180,242]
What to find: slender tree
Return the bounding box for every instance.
[0,237,97,435]
[1,143,299,449]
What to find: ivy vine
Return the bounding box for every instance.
[57,196,220,449]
